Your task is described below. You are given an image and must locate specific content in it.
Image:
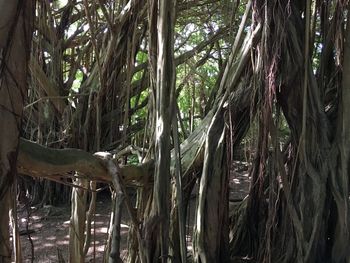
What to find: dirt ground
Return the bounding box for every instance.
[16,161,250,263]
[17,193,116,263]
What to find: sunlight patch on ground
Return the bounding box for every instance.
[32,222,43,228]
[43,243,54,248]
[57,240,69,245]
[96,227,108,233]
[88,243,108,255]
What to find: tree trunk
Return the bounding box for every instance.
[331,4,350,260]
[0,1,34,261]
[193,111,229,263]
[69,178,88,263]
[143,0,176,262]
[229,1,350,262]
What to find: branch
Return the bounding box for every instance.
[29,57,67,114]
[17,138,153,185]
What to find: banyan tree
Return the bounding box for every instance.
[0,0,349,262]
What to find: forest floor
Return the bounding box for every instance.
[17,193,114,262]
[16,161,250,263]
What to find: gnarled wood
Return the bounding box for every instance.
[17,138,154,185]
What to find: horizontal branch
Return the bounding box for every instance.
[17,138,154,185]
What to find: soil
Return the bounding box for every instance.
[17,193,115,263]
[16,161,250,263]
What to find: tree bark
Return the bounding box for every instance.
[69,178,88,263]
[331,4,350,260]
[193,112,229,263]
[144,0,177,262]
[17,138,155,185]
[0,1,34,261]
[107,156,124,263]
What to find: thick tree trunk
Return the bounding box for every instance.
[0,1,34,261]
[191,5,259,259]
[144,0,176,262]
[230,1,350,262]
[331,5,350,260]
[193,112,229,263]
